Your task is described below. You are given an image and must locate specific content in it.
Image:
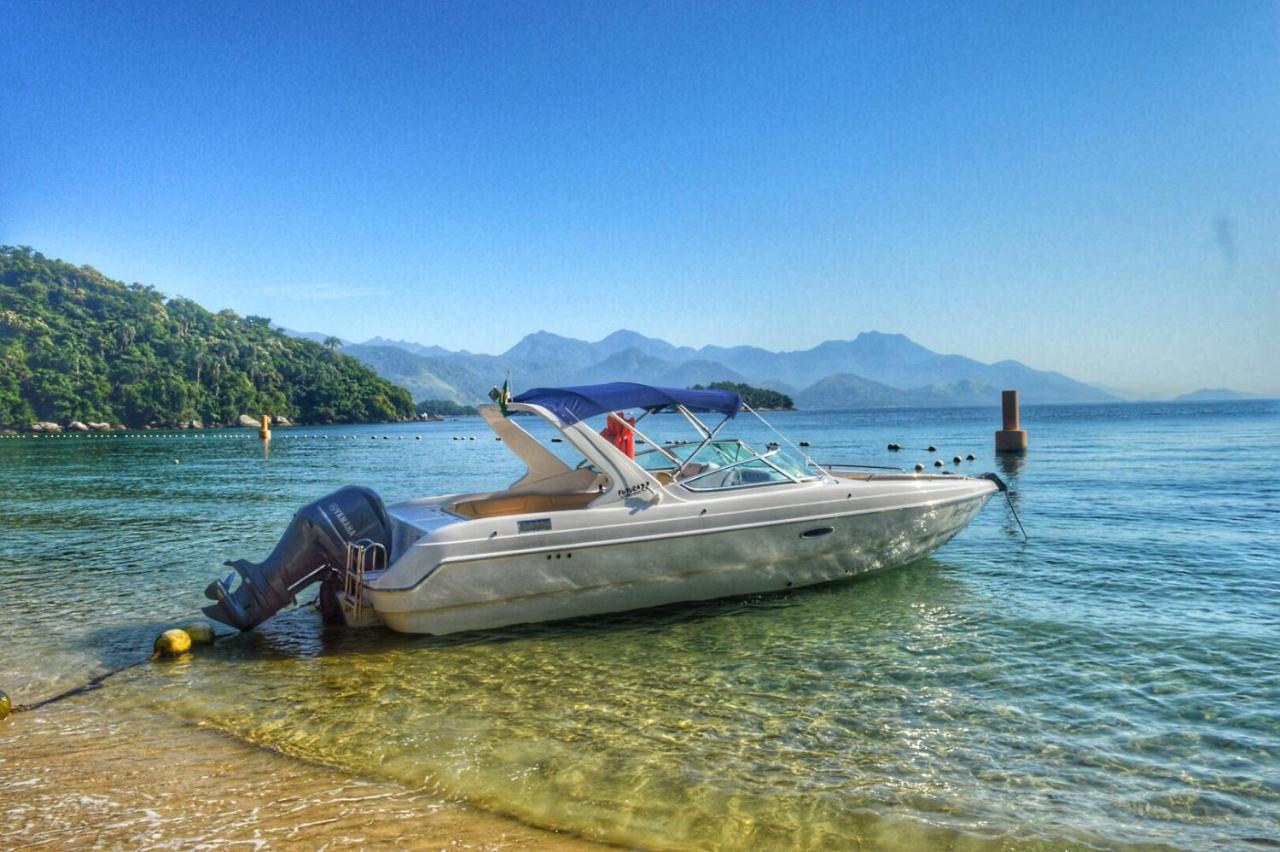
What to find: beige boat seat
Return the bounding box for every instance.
[451,491,599,519]
[652,463,709,486]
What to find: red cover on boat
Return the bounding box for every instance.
[600,413,636,458]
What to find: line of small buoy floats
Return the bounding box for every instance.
[3,432,984,462]
[3,431,987,477]
[0,432,443,438]
[886,442,979,472]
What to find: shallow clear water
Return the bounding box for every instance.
[2,402,1277,849]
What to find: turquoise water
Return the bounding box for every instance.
[1,402,1277,848]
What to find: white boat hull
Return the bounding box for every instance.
[199,388,1006,637]
[365,481,994,635]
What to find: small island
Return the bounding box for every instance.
[690,381,794,411]
[415,399,480,417]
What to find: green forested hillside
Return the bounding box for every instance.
[0,247,414,427]
[690,381,794,410]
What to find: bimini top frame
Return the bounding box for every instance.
[512,382,742,424]
[486,382,826,508]
[513,382,747,476]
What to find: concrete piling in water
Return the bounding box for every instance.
[996,390,1028,453]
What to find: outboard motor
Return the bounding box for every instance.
[203,485,391,631]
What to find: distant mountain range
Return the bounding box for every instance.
[1173,388,1265,402]
[277,327,1127,409]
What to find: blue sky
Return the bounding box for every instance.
[2,1,1277,396]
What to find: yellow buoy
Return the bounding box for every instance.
[180,622,217,645]
[0,688,10,720]
[153,628,192,658]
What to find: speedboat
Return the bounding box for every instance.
[202,382,1003,634]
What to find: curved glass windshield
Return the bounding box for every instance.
[634,439,815,490]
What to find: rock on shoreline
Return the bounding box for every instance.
[5,414,369,432]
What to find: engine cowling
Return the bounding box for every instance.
[202,485,391,631]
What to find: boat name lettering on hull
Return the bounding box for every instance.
[617,482,652,499]
[518,518,552,533]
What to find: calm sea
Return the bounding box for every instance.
[1,401,1277,849]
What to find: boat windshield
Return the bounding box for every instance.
[635,439,815,490]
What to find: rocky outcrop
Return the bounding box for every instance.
[68,420,90,432]
[237,414,260,428]
[273,415,292,426]
[31,421,62,433]
[178,419,204,429]
[88,421,112,431]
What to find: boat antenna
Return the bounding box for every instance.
[740,402,833,479]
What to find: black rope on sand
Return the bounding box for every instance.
[5,621,230,716]
[11,658,152,713]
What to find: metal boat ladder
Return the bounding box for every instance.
[340,538,387,626]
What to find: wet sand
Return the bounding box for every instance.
[0,696,603,850]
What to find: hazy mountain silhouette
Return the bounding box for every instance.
[291,327,1119,408]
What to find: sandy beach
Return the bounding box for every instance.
[1,696,600,850]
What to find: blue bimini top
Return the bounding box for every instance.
[512,382,742,424]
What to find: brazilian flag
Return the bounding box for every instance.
[489,374,511,416]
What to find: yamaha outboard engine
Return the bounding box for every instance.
[203,485,391,631]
